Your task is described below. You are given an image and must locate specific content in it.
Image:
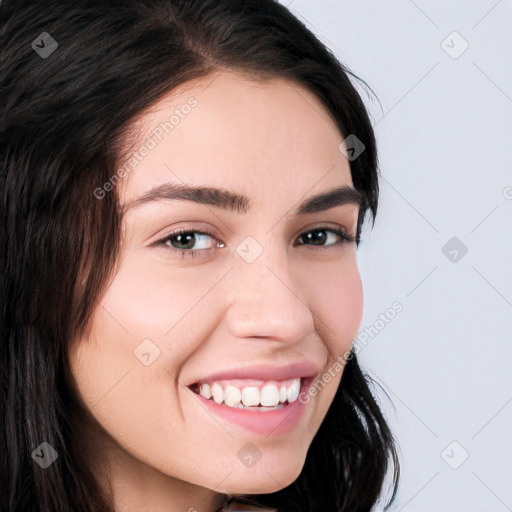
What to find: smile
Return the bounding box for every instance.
[189,377,302,409]
[187,377,314,436]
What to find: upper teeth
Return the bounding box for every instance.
[195,378,301,408]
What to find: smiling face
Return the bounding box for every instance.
[68,70,365,510]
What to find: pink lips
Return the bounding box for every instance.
[188,359,319,386]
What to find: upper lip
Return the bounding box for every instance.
[188,359,320,386]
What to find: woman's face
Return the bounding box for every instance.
[69,70,364,507]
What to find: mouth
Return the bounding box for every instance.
[188,376,313,411]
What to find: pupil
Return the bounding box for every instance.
[304,229,326,245]
[174,232,195,249]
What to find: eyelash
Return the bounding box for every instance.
[154,225,357,260]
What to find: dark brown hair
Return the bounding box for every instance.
[0,1,399,510]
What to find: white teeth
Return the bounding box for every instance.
[287,379,300,403]
[211,383,223,404]
[193,377,302,408]
[260,384,280,407]
[223,385,241,406]
[199,383,211,399]
[241,386,260,407]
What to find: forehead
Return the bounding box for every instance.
[118,70,353,208]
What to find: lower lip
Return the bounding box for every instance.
[188,378,313,436]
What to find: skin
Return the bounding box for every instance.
[68,70,364,512]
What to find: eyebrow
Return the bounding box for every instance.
[122,182,365,216]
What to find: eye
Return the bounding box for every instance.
[156,228,221,260]
[154,225,356,260]
[295,226,356,248]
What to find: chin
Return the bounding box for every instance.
[219,458,305,494]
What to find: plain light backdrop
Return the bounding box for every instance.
[277,1,512,511]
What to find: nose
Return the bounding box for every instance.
[225,239,315,343]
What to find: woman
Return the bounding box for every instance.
[0,1,399,511]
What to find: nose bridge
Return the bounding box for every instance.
[225,232,314,341]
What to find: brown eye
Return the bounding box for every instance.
[156,229,221,260]
[296,227,355,247]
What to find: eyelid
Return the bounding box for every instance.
[151,227,220,251]
[150,227,222,262]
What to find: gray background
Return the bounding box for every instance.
[278,1,512,510]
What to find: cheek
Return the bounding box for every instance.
[67,252,225,415]
[99,251,224,342]
[296,251,363,435]
[305,251,363,355]
[102,252,178,337]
